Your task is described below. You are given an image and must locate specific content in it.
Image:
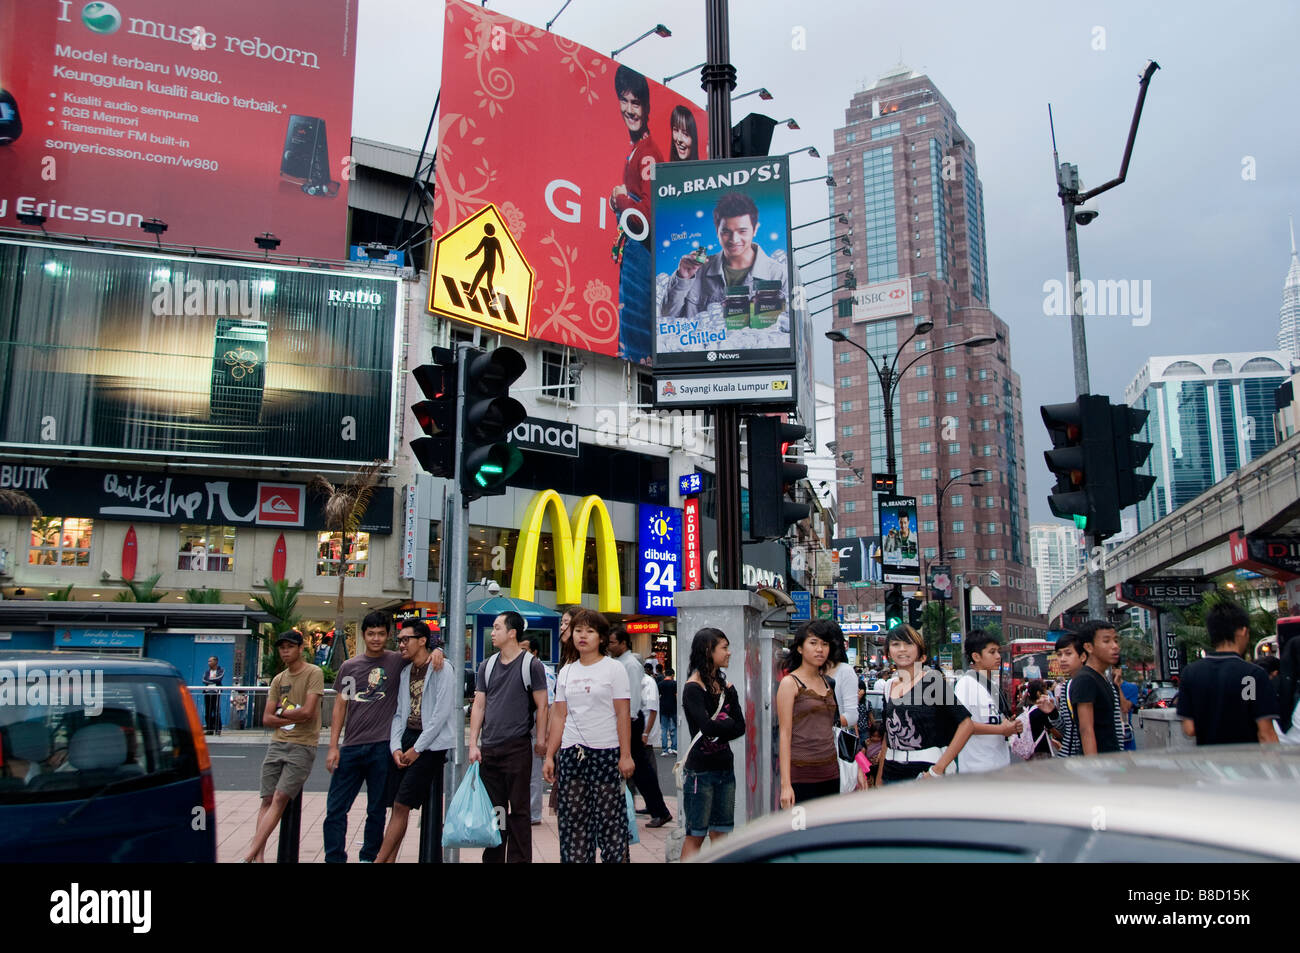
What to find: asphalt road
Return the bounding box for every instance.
[210,742,681,797]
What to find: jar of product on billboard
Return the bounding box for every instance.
[724,285,751,330]
[751,279,784,328]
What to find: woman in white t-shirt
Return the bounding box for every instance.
[543,608,635,863]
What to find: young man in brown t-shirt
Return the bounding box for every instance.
[241,630,324,862]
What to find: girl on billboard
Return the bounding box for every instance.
[668,105,699,162]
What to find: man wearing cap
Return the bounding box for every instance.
[241,629,325,862]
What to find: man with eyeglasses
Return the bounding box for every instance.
[376,619,457,862]
[323,611,444,863]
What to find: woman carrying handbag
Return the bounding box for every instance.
[678,628,745,861]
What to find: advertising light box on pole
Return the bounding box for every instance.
[651,155,795,373]
[638,504,682,616]
[433,0,708,362]
[878,494,921,586]
[851,277,913,323]
[1,0,359,258]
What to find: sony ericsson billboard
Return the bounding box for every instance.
[0,239,400,464]
[0,0,359,258]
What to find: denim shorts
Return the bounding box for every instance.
[682,768,735,837]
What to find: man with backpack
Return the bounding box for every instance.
[468,611,549,863]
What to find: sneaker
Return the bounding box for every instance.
[660,750,673,757]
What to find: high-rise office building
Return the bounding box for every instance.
[1280,217,1300,360]
[826,68,1041,639]
[1125,351,1295,529]
[1029,522,1086,616]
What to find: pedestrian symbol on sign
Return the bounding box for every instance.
[428,204,535,340]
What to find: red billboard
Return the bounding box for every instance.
[434,0,709,363]
[0,0,358,259]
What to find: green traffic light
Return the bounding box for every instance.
[1073,513,1088,530]
[886,615,903,628]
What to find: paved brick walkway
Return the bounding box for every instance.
[216,789,676,863]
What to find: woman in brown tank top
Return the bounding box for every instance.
[777,622,841,808]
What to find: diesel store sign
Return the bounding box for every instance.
[508,417,579,457]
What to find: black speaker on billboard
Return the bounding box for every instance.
[0,88,21,145]
[731,114,777,158]
[281,115,338,197]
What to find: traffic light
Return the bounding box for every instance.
[460,345,527,500]
[731,113,777,158]
[907,596,923,628]
[885,586,905,629]
[1041,394,1121,539]
[747,415,809,539]
[410,346,458,477]
[1111,403,1156,510]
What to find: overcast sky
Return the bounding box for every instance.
[354,0,1300,523]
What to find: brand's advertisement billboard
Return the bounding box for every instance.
[638,504,681,616]
[0,462,394,533]
[850,277,913,323]
[433,0,708,363]
[0,0,359,259]
[651,156,794,371]
[878,494,920,585]
[0,240,399,464]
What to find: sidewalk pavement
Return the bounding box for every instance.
[216,783,676,864]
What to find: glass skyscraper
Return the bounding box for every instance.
[1125,352,1295,529]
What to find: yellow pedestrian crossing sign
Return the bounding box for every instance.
[428,204,534,340]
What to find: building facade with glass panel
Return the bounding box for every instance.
[1125,351,1296,530]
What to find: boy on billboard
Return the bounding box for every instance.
[610,66,663,364]
[661,191,788,319]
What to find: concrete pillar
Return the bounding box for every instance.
[665,589,787,861]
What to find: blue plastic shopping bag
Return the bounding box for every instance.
[624,783,639,845]
[443,763,502,849]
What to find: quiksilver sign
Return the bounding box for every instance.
[509,417,579,457]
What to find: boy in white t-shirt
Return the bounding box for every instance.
[954,631,1022,774]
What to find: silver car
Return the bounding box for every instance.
[700,745,1300,862]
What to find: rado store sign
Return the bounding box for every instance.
[509,417,579,457]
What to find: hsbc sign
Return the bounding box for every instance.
[851,277,913,323]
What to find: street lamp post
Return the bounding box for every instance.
[935,468,989,665]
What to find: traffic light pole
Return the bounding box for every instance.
[704,0,742,589]
[1053,62,1158,623]
[1060,177,1106,621]
[442,343,471,862]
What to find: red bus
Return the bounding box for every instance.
[1001,638,1055,708]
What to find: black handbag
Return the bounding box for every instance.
[835,726,861,762]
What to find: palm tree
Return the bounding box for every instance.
[114,573,168,602]
[252,577,304,679]
[309,461,383,668]
[919,601,960,662]
[185,588,223,604]
[46,584,75,601]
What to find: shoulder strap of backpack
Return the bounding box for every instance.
[483,652,499,688]
[521,654,532,692]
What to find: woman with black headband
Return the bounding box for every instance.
[873,625,975,784]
